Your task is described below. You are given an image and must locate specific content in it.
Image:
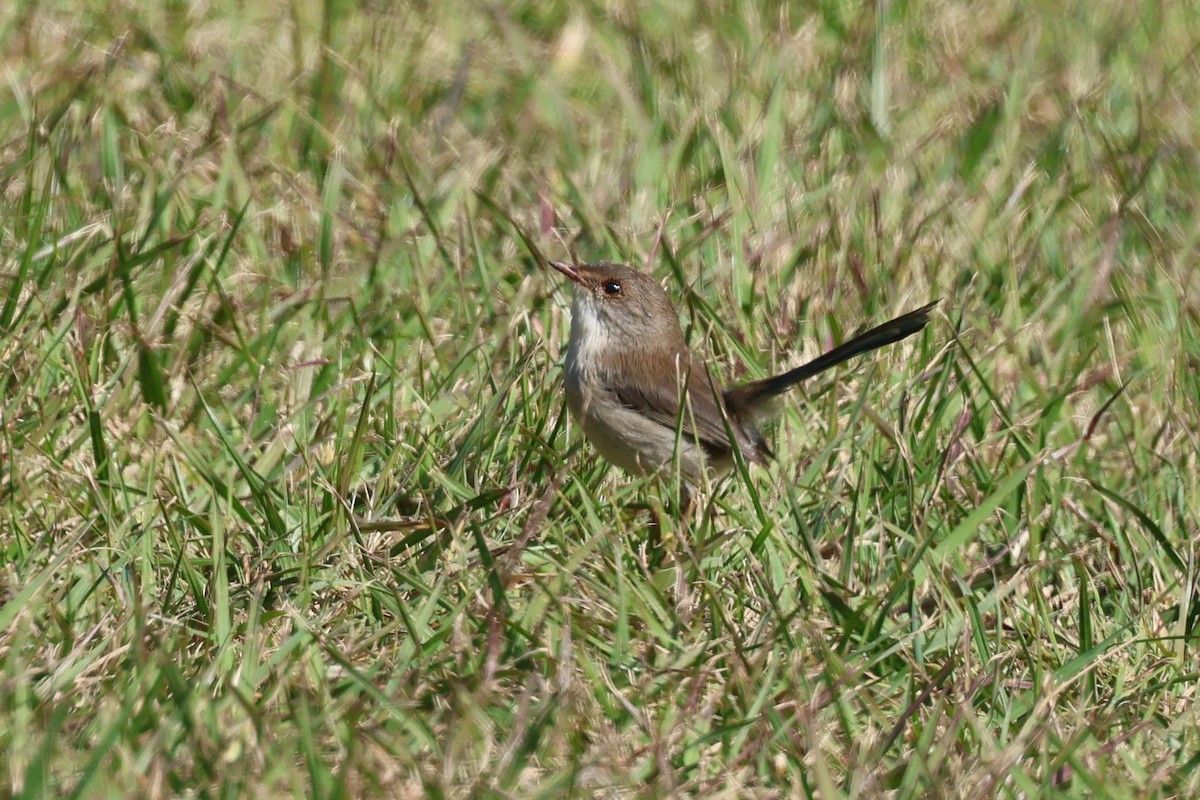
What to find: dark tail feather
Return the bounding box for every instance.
[725,300,938,408]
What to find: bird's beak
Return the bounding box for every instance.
[549,260,587,286]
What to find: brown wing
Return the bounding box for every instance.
[611,361,769,465]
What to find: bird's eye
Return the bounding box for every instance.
[602,280,623,296]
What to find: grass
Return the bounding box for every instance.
[1,0,1198,796]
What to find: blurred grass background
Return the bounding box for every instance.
[1,0,1197,796]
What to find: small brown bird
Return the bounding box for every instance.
[552,260,935,497]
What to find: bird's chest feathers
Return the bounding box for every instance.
[565,297,606,363]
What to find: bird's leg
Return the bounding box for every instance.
[677,484,695,520]
[641,492,670,570]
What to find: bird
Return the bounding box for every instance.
[551,259,935,501]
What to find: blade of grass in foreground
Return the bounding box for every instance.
[913,456,1039,584]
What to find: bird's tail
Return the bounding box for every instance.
[723,300,938,415]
